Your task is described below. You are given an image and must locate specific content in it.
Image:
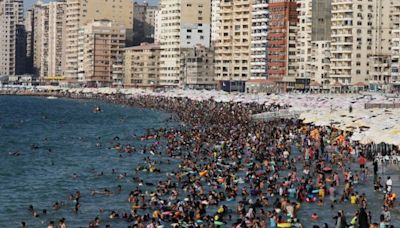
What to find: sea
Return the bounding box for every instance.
[0,96,399,227]
[0,96,178,227]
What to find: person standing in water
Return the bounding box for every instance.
[385,176,392,193]
[58,218,67,228]
[373,159,378,181]
[47,221,55,228]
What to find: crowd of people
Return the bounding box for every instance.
[10,90,398,228]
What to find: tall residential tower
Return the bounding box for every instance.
[214,0,252,85]
[267,0,298,91]
[64,0,133,84]
[251,0,269,79]
[0,0,25,76]
[158,0,211,87]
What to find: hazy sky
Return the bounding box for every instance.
[24,0,159,9]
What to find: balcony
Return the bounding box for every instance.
[332,0,353,5]
[331,47,352,53]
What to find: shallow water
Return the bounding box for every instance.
[0,96,399,227]
[0,96,179,227]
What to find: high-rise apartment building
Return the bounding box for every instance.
[211,0,221,45]
[296,0,312,80]
[132,2,158,45]
[64,0,133,84]
[159,0,211,87]
[64,0,80,83]
[48,2,66,78]
[24,9,34,74]
[368,0,392,88]
[77,20,126,87]
[214,0,252,84]
[145,5,158,40]
[0,0,25,76]
[133,2,146,45]
[154,9,161,43]
[33,1,66,78]
[392,0,400,83]
[33,1,48,77]
[330,0,391,86]
[309,0,331,87]
[123,42,161,87]
[251,0,268,79]
[267,0,297,91]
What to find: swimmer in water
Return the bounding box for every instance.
[52,202,61,210]
[47,221,55,228]
[94,106,102,113]
[74,202,80,213]
[9,151,20,156]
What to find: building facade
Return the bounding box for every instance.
[309,0,331,87]
[251,0,268,79]
[296,0,312,80]
[211,0,221,45]
[112,60,124,88]
[24,9,34,75]
[214,0,252,84]
[181,44,215,89]
[33,1,48,77]
[145,5,158,41]
[0,0,25,76]
[123,42,160,87]
[310,41,331,87]
[132,2,157,45]
[368,0,392,89]
[64,0,133,84]
[32,1,66,79]
[392,0,400,83]
[330,0,391,86]
[154,9,161,43]
[159,0,211,87]
[77,20,126,87]
[47,2,66,78]
[267,0,298,91]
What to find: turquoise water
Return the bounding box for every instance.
[0,96,178,227]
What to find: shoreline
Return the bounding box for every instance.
[2,88,397,157]
[2,87,400,147]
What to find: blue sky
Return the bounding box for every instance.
[24,0,159,9]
